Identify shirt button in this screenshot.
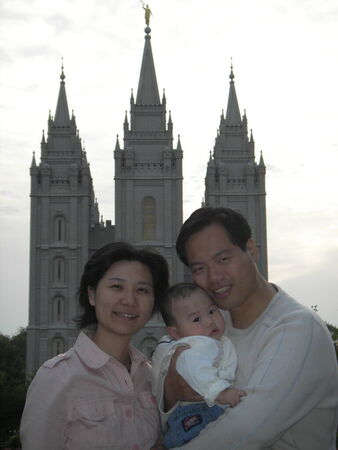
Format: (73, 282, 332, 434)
(125, 408, 133, 419)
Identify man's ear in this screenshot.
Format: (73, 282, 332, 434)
(167, 326, 181, 340)
(246, 239, 259, 262)
(88, 286, 95, 306)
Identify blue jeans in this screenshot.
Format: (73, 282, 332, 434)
(163, 402, 224, 449)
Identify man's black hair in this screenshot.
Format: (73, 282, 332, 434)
(176, 207, 252, 266)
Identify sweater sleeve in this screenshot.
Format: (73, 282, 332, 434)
(151, 337, 177, 405)
(175, 311, 338, 450)
(20, 361, 68, 450)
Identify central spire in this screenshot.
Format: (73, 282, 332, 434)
(136, 27, 160, 105)
(54, 61, 71, 126)
(225, 63, 241, 125)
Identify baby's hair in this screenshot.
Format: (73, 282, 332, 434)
(160, 282, 208, 326)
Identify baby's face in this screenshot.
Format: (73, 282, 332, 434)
(169, 289, 225, 340)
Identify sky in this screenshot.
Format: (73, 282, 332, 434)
(1, 0, 338, 336)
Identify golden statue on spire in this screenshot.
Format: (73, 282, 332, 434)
(141, 2, 152, 26)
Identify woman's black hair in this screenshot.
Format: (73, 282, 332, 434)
(176, 207, 252, 266)
(74, 242, 169, 329)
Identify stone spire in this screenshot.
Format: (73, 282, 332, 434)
(54, 61, 71, 126)
(115, 135, 121, 151)
(31, 151, 37, 168)
(259, 150, 266, 167)
(225, 63, 241, 125)
(204, 63, 268, 278)
(136, 27, 160, 105)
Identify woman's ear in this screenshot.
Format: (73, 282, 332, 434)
(167, 326, 181, 340)
(88, 286, 95, 306)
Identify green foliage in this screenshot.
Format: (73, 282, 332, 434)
(326, 323, 338, 361)
(0, 328, 27, 445)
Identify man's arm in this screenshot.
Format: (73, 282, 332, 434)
(172, 312, 338, 449)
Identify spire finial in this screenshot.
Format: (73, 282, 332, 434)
(60, 57, 65, 82)
(230, 57, 234, 81)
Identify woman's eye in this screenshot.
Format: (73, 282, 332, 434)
(209, 308, 215, 314)
(111, 283, 121, 289)
(138, 287, 149, 294)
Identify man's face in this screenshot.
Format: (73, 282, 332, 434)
(185, 223, 258, 312)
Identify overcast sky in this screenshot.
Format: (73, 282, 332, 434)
(1, 0, 338, 336)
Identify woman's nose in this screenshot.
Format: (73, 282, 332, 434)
(120, 289, 136, 305)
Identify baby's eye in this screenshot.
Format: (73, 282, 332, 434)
(192, 317, 200, 323)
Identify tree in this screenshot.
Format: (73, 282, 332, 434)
(326, 323, 338, 361)
(0, 328, 27, 446)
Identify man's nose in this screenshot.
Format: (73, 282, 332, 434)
(207, 264, 224, 284)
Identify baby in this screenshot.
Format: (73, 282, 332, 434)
(152, 283, 246, 448)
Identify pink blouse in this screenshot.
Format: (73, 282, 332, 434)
(20, 331, 160, 449)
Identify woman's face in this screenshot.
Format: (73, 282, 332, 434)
(88, 260, 154, 340)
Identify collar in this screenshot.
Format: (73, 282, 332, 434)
(74, 329, 149, 371)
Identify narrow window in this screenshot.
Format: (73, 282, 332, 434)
(142, 196, 156, 240)
(54, 257, 65, 284)
(52, 337, 65, 357)
(54, 216, 65, 242)
(52, 296, 65, 323)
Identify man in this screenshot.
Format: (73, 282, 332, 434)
(161, 207, 338, 449)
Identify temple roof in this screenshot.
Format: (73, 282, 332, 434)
(136, 27, 160, 105)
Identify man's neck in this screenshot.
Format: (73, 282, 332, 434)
(230, 281, 277, 329)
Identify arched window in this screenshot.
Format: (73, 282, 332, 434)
(54, 257, 65, 284)
(142, 196, 156, 240)
(54, 216, 65, 242)
(52, 337, 65, 357)
(52, 296, 65, 323)
(140, 336, 158, 359)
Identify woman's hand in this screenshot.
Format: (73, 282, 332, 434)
(163, 345, 202, 411)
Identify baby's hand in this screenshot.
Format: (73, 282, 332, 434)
(216, 387, 246, 407)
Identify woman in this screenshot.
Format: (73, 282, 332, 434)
(20, 242, 169, 450)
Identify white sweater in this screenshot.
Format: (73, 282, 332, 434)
(158, 288, 338, 449)
(152, 335, 237, 406)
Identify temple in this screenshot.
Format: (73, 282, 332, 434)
(26, 27, 267, 376)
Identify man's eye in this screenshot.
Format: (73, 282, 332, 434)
(209, 308, 215, 314)
(111, 283, 121, 289)
(191, 266, 203, 274)
(192, 317, 200, 323)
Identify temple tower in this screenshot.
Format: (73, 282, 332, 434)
(26, 67, 100, 376)
(204, 66, 268, 276)
(114, 26, 184, 348)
